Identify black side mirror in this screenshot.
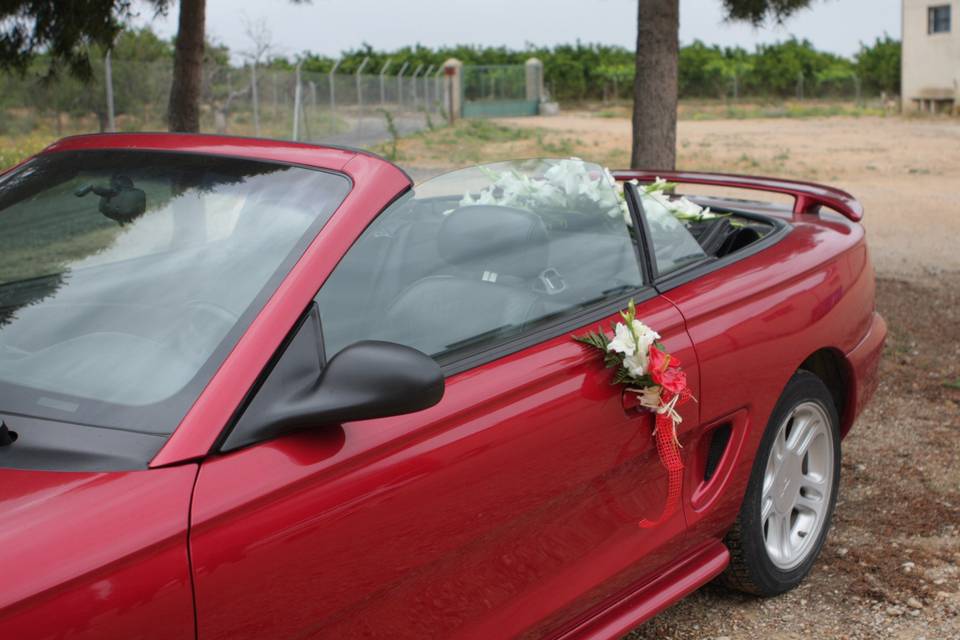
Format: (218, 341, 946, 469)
(302, 340, 445, 425)
(223, 306, 445, 452)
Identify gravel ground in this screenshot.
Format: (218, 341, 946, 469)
(401, 114, 960, 639)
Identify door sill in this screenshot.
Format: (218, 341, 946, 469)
(551, 540, 730, 640)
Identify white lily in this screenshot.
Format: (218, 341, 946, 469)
(670, 196, 704, 217)
(607, 321, 638, 356)
(607, 319, 660, 377)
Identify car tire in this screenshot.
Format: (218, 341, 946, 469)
(720, 370, 841, 596)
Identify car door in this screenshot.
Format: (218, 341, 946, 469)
(188, 160, 701, 639)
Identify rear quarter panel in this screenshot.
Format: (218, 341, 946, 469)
(664, 211, 875, 540)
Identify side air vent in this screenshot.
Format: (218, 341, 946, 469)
(703, 424, 732, 482)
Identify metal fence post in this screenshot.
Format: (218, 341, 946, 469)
(397, 62, 409, 109)
(355, 57, 370, 132)
(379, 59, 392, 106)
(251, 63, 260, 136)
(328, 58, 341, 115)
(104, 50, 116, 132)
(411, 64, 424, 110)
(423, 64, 435, 109)
(272, 71, 279, 118)
(292, 61, 303, 141)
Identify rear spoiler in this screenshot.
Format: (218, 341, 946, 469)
(613, 169, 864, 222)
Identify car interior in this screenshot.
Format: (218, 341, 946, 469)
(318, 188, 777, 363)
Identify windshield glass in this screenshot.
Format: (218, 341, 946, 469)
(0, 150, 350, 435)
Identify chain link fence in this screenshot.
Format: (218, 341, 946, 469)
(595, 70, 886, 106)
(0, 58, 448, 149)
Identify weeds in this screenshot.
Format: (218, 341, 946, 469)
(381, 109, 400, 162)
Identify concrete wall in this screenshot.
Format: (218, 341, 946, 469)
(902, 0, 960, 112)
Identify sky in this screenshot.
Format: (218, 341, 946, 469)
(133, 0, 902, 61)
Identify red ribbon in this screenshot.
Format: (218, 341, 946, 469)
(638, 389, 690, 529)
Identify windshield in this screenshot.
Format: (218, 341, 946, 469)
(0, 150, 350, 435)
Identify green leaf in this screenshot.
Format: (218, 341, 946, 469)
(573, 330, 610, 354)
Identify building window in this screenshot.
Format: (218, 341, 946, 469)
(929, 5, 951, 33)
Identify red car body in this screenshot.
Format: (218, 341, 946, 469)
(0, 134, 885, 639)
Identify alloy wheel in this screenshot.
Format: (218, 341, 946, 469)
(761, 401, 835, 571)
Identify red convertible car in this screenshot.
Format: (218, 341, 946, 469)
(0, 134, 885, 639)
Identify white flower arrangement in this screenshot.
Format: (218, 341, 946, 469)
(457, 158, 727, 228)
(636, 177, 723, 224)
(458, 158, 626, 221)
(607, 316, 661, 379)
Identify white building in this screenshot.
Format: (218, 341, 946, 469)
(902, 0, 960, 112)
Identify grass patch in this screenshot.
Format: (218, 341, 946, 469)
(573, 98, 888, 121)
(374, 118, 580, 168)
(452, 119, 534, 143)
(944, 378, 960, 390)
(0, 133, 54, 171)
(685, 103, 885, 120)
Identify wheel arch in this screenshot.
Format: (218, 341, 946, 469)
(797, 347, 855, 438)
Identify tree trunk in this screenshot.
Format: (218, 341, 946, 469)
(167, 0, 206, 132)
(630, 0, 679, 170)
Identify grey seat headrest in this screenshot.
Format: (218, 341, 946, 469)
(438, 205, 549, 280)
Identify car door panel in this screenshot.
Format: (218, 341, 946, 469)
(190, 296, 699, 639)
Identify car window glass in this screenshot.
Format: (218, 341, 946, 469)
(317, 159, 645, 362)
(635, 186, 708, 275)
(0, 150, 350, 435)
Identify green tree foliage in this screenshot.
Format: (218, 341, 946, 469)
(0, 1, 169, 79)
(679, 41, 753, 97)
(855, 35, 900, 94)
(266, 37, 897, 102)
(0, 19, 903, 138)
(720, 0, 815, 24)
(749, 38, 854, 96)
